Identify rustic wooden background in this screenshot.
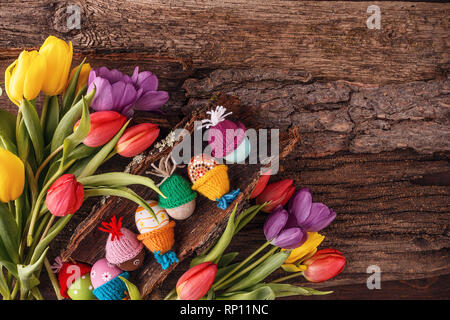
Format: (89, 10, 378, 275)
(0, 0, 449, 299)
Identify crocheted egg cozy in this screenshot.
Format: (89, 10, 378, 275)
(191, 164, 241, 209)
(137, 220, 179, 270)
(158, 174, 197, 209)
(200, 105, 247, 158)
(92, 271, 130, 300)
(99, 216, 144, 265)
(54, 258, 91, 299)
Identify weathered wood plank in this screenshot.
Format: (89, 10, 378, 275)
(0, 1, 448, 84)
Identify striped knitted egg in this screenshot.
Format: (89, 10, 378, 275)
(135, 200, 169, 234)
(188, 154, 218, 184)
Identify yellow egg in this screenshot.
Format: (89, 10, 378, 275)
(135, 200, 169, 234)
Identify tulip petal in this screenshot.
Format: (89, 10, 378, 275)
(89, 78, 114, 112)
(136, 72, 158, 91)
(281, 263, 307, 273)
(134, 90, 169, 111)
(284, 232, 324, 264)
(271, 227, 307, 249)
(302, 203, 336, 232)
(263, 205, 288, 241)
(288, 188, 313, 225)
(23, 52, 47, 100)
(176, 262, 217, 300)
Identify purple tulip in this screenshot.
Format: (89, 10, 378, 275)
(288, 188, 336, 232)
(87, 66, 169, 117)
(264, 205, 307, 249)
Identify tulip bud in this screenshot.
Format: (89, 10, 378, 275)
(74, 111, 127, 148)
(116, 123, 160, 158)
(302, 249, 346, 283)
(249, 169, 271, 199)
(176, 262, 217, 300)
(39, 36, 73, 96)
(5, 50, 47, 106)
(256, 179, 295, 213)
(65, 63, 92, 96)
(0, 148, 25, 203)
(46, 174, 84, 217)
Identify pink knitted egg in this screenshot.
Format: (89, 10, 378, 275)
(90, 258, 123, 289)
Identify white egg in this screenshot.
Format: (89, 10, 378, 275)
(135, 200, 169, 234)
(224, 136, 251, 164)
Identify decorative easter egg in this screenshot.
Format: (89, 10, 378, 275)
(90, 258, 123, 289)
(224, 136, 251, 164)
(166, 199, 196, 220)
(188, 154, 218, 184)
(117, 249, 146, 271)
(135, 200, 169, 234)
(67, 274, 96, 300)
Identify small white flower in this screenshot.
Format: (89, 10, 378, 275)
(102, 272, 112, 282)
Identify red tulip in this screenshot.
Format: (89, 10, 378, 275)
(249, 169, 272, 199)
(74, 111, 127, 147)
(302, 249, 346, 283)
(176, 262, 217, 300)
(46, 174, 84, 217)
(256, 179, 295, 213)
(116, 123, 160, 157)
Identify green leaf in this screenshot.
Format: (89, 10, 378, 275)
(249, 283, 332, 298)
(79, 172, 165, 198)
(0, 203, 19, 264)
(226, 250, 290, 292)
(70, 84, 87, 108)
(218, 252, 239, 268)
(51, 87, 95, 152)
(20, 99, 44, 163)
(234, 203, 266, 235)
(190, 203, 238, 267)
(60, 96, 91, 168)
(0, 133, 18, 155)
(62, 59, 86, 115)
(44, 96, 60, 144)
(16, 117, 30, 161)
(216, 286, 275, 300)
(18, 247, 48, 291)
(0, 108, 17, 144)
(119, 276, 141, 300)
(78, 119, 130, 178)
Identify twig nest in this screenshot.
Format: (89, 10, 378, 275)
(91, 258, 130, 300)
(135, 200, 179, 270)
(188, 154, 241, 210)
(99, 216, 145, 271)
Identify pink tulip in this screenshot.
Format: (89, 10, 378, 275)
(176, 262, 217, 300)
(116, 123, 160, 157)
(302, 249, 346, 283)
(74, 111, 127, 147)
(46, 174, 84, 217)
(256, 179, 295, 213)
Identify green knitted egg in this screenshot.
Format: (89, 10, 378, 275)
(158, 174, 197, 209)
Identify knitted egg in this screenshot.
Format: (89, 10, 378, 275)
(200, 105, 250, 163)
(91, 258, 130, 300)
(54, 258, 94, 300)
(67, 274, 96, 300)
(135, 201, 178, 270)
(149, 155, 197, 220)
(99, 215, 145, 271)
(188, 153, 240, 210)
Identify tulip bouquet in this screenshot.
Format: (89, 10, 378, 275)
(165, 177, 345, 300)
(0, 36, 169, 300)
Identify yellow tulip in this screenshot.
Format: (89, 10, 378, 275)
(4, 50, 47, 106)
(281, 232, 325, 272)
(0, 148, 25, 203)
(65, 63, 92, 95)
(39, 36, 73, 96)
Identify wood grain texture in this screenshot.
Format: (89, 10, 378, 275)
(0, 1, 448, 84)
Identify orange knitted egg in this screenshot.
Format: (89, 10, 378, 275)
(188, 154, 218, 184)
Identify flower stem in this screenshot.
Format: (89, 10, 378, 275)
(34, 144, 63, 182)
(44, 258, 63, 300)
(214, 246, 278, 292)
(213, 241, 271, 289)
(271, 271, 305, 284)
